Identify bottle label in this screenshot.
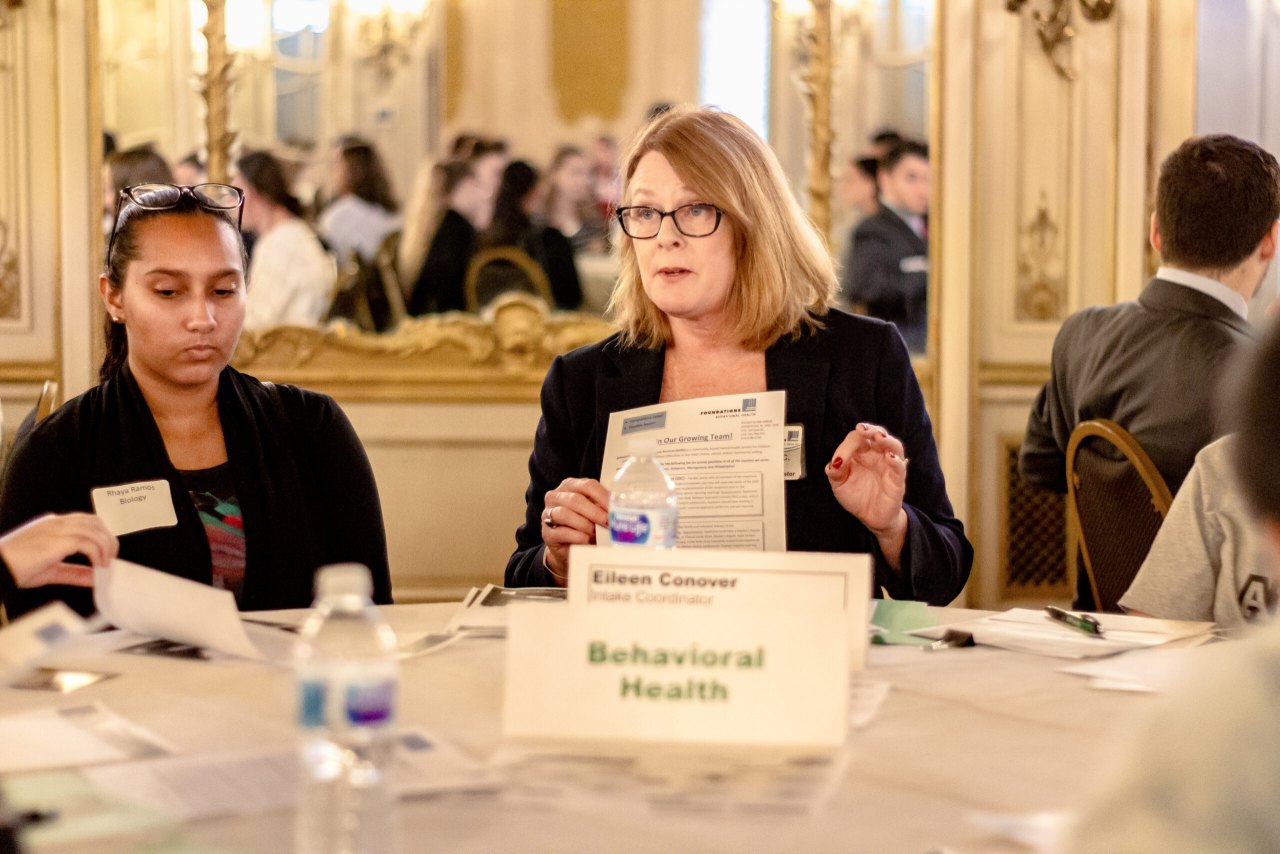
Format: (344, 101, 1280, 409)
(297, 677, 396, 729)
(299, 680, 326, 728)
(609, 508, 677, 547)
(345, 679, 396, 726)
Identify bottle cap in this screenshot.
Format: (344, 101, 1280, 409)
(628, 437, 659, 456)
(315, 563, 373, 599)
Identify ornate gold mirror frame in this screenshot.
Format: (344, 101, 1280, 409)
(197, 1, 935, 406)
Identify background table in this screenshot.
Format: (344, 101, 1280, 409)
(0, 605, 1157, 853)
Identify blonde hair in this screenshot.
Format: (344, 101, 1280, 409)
(607, 107, 836, 350)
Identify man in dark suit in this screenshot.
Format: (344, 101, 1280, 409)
(844, 141, 930, 352)
(1020, 134, 1280, 608)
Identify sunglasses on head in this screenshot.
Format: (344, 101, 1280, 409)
(105, 183, 245, 266)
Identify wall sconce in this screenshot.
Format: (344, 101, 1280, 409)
(1006, 0, 1117, 80)
(349, 0, 429, 80)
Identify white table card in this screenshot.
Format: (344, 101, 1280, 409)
(567, 546, 873, 668)
(503, 603, 848, 749)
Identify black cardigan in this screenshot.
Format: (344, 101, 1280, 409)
(0, 366, 391, 617)
(504, 309, 973, 605)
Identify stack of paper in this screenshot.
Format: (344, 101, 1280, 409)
(909, 609, 1214, 659)
(443, 584, 566, 638)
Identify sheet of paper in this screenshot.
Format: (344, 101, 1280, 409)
(0, 703, 172, 773)
(1059, 643, 1215, 692)
(491, 745, 851, 816)
(909, 609, 1214, 659)
(94, 560, 267, 660)
(81, 730, 495, 821)
(0, 602, 97, 682)
(599, 391, 787, 551)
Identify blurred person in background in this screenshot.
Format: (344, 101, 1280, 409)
(234, 150, 335, 330)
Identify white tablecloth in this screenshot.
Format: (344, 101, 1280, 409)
(0, 604, 1157, 853)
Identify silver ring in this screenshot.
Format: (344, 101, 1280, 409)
(544, 507, 557, 528)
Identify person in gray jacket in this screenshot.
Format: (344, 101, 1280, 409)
(1019, 134, 1280, 608)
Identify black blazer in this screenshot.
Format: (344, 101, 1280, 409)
(504, 310, 973, 605)
(0, 366, 392, 617)
(409, 209, 477, 315)
(1020, 277, 1255, 496)
(845, 207, 929, 352)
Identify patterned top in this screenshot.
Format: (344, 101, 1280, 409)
(180, 462, 246, 603)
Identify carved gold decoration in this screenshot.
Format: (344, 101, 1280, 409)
(233, 294, 614, 401)
(1015, 194, 1064, 321)
(350, 0, 429, 81)
(1005, 0, 1117, 81)
(199, 0, 235, 183)
(798, 0, 834, 247)
(444, 0, 464, 122)
(551, 0, 627, 123)
(0, 217, 19, 319)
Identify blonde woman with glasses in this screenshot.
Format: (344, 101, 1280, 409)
(505, 107, 972, 603)
(0, 183, 391, 618)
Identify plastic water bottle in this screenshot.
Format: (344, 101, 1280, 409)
(609, 438, 679, 548)
(294, 563, 400, 854)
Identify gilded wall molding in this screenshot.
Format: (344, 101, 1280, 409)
(0, 10, 21, 323)
(0, 217, 18, 319)
(551, 0, 627, 123)
(1015, 194, 1065, 321)
(233, 294, 614, 402)
(1006, 0, 1117, 81)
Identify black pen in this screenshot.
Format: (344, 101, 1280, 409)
(1045, 605, 1105, 638)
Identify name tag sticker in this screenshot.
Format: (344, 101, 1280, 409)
(783, 423, 805, 480)
(91, 480, 178, 536)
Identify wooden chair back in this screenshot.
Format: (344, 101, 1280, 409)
(1066, 419, 1173, 613)
(464, 247, 553, 312)
(34, 380, 58, 423)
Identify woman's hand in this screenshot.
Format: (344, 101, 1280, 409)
(825, 423, 909, 568)
(0, 513, 119, 589)
(541, 478, 610, 585)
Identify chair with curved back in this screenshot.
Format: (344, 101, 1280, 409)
(1066, 419, 1173, 613)
(34, 380, 58, 424)
(464, 246, 553, 313)
(324, 234, 407, 333)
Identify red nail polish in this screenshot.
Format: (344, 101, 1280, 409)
(832, 457, 843, 469)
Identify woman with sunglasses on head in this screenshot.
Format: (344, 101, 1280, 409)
(0, 184, 391, 618)
(504, 107, 972, 605)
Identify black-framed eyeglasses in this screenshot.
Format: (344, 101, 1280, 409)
(105, 183, 245, 266)
(615, 203, 724, 239)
